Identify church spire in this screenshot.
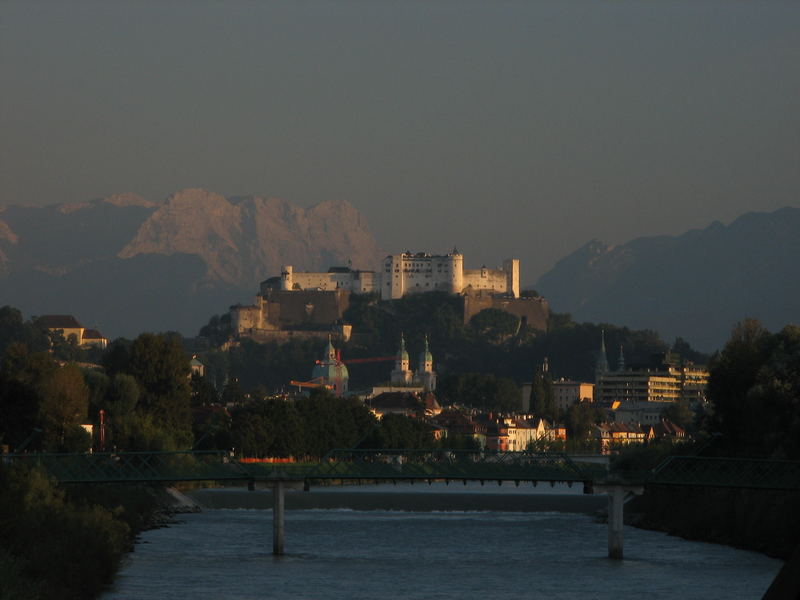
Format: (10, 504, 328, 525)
(419, 334, 433, 372)
(391, 333, 413, 385)
(617, 345, 626, 372)
(324, 334, 336, 361)
(595, 329, 609, 382)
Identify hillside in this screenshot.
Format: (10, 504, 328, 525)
(0, 189, 383, 338)
(534, 207, 800, 351)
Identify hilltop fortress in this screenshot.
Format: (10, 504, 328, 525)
(231, 250, 547, 341)
(269, 249, 519, 300)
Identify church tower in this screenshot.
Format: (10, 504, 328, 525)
(595, 329, 609, 383)
(391, 334, 414, 385)
(311, 336, 349, 396)
(415, 335, 437, 392)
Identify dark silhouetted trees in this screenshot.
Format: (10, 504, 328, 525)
(708, 319, 800, 459)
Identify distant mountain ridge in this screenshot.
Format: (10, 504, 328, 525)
(0, 189, 383, 338)
(534, 207, 800, 351)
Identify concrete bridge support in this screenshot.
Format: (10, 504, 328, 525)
(593, 484, 644, 560)
(273, 481, 285, 555)
(261, 480, 304, 555)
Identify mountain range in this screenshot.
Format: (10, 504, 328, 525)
(534, 206, 800, 351)
(0, 189, 383, 338)
(1, 191, 796, 350)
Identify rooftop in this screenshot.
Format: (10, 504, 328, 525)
(37, 315, 83, 329)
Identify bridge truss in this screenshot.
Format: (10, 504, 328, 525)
(5, 449, 600, 486)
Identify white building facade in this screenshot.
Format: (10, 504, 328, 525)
(267, 250, 520, 301)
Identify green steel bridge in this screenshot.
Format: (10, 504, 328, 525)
(5, 449, 800, 491)
(6, 449, 799, 559)
(4, 449, 602, 488)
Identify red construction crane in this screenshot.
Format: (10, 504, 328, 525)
(342, 356, 396, 365)
(288, 377, 332, 391)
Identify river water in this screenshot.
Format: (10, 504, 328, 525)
(103, 485, 781, 600)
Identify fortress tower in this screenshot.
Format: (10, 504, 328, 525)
(280, 265, 293, 291)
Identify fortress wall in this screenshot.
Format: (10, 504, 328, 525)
(232, 303, 263, 333)
(462, 268, 508, 295)
(263, 290, 350, 327)
(463, 295, 549, 330)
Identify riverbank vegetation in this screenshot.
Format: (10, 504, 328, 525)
(0, 462, 162, 600)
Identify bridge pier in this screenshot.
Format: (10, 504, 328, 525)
(593, 484, 643, 560)
(261, 480, 304, 555)
(273, 481, 285, 555)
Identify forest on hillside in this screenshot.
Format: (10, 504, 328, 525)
(199, 292, 710, 402)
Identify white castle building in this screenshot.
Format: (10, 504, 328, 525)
(269, 249, 520, 301)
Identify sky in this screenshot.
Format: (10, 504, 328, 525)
(2, 0, 799, 284)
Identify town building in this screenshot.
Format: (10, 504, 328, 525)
(596, 363, 709, 405)
(643, 420, 686, 442)
(433, 410, 488, 448)
(190, 356, 205, 377)
(365, 391, 441, 419)
(611, 401, 673, 426)
(594, 422, 646, 455)
(594, 334, 709, 405)
(36, 315, 108, 349)
(552, 380, 595, 413)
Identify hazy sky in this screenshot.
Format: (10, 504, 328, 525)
(2, 0, 799, 283)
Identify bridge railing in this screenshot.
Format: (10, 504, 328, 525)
(307, 449, 596, 483)
(650, 456, 800, 491)
(5, 451, 251, 484)
(4, 449, 603, 485)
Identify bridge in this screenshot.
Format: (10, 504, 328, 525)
(6, 450, 800, 559)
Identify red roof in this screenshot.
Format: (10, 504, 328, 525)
(37, 314, 83, 329)
(82, 328, 106, 340)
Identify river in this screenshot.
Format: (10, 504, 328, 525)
(102, 484, 781, 599)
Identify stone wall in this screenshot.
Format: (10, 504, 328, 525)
(462, 294, 549, 330)
(262, 289, 350, 328)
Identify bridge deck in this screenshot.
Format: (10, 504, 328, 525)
(5, 450, 599, 485)
(5, 451, 799, 491)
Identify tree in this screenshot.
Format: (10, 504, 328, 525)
(0, 344, 59, 451)
(199, 313, 233, 347)
(127, 333, 192, 447)
(363, 414, 433, 449)
(102, 339, 132, 377)
(751, 325, 800, 459)
(706, 319, 772, 454)
(566, 401, 603, 443)
(469, 308, 520, 343)
(100, 373, 141, 450)
(529, 361, 555, 420)
(49, 330, 82, 363)
(661, 398, 695, 431)
(438, 373, 520, 412)
(190, 372, 218, 406)
(0, 306, 50, 356)
(37, 365, 90, 452)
